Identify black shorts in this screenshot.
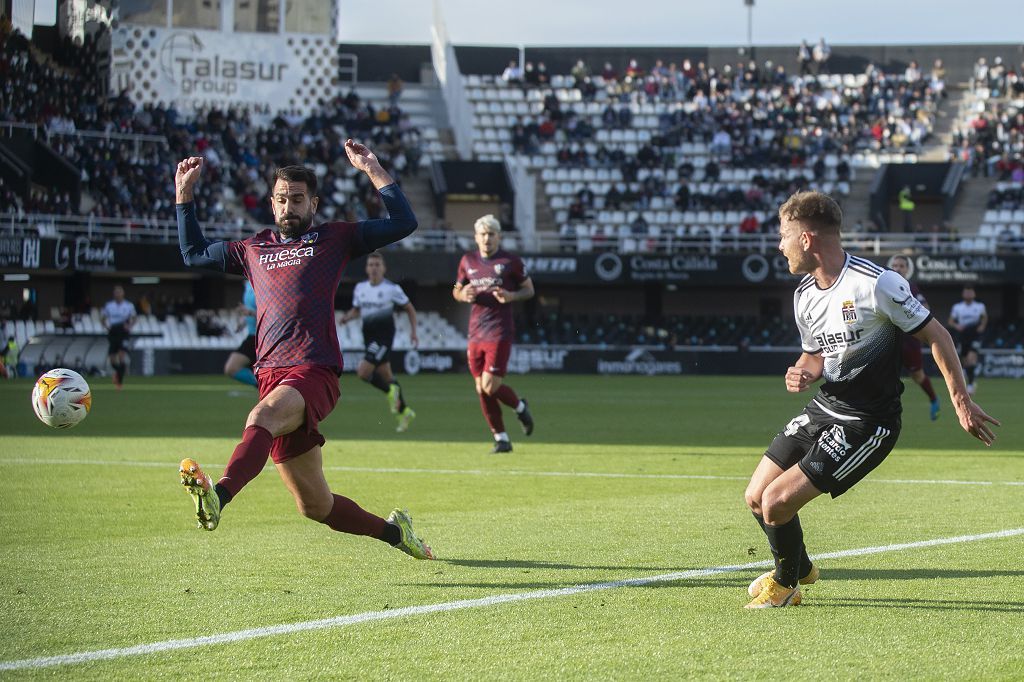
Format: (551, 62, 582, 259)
(765, 400, 901, 498)
(956, 326, 982, 357)
(363, 337, 393, 367)
(107, 324, 130, 355)
(235, 334, 257, 364)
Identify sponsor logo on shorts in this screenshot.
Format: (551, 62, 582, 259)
(819, 424, 851, 462)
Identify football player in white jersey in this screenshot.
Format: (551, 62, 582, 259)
(948, 285, 987, 395)
(341, 252, 418, 431)
(101, 285, 136, 389)
(743, 191, 999, 609)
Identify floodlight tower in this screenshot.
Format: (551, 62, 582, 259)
(745, 0, 755, 57)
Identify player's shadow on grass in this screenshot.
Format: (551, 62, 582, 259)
(805, 597, 1024, 613)
(818, 567, 1024, 581)
(441, 558, 685, 571)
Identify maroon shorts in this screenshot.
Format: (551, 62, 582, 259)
(256, 364, 340, 464)
(467, 340, 512, 378)
(901, 335, 924, 373)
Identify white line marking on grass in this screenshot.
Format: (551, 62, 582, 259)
(2, 458, 1023, 487)
(1, 527, 1022, 672)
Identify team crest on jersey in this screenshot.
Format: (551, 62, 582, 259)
(300, 232, 319, 244)
(841, 300, 857, 324)
(494, 263, 505, 275)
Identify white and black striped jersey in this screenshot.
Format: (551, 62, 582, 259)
(795, 254, 933, 418)
(352, 278, 410, 342)
(949, 300, 986, 329)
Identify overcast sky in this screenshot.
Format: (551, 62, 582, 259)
(338, 0, 1024, 46)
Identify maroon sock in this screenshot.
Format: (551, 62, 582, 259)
(494, 384, 519, 409)
(217, 425, 273, 498)
(320, 494, 388, 538)
(479, 392, 505, 433)
(920, 376, 938, 401)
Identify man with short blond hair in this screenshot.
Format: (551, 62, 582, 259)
(743, 191, 999, 608)
(453, 214, 535, 453)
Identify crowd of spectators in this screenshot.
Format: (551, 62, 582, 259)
(1, 26, 425, 227)
(492, 52, 941, 237)
(948, 57, 1024, 213)
(504, 52, 938, 163)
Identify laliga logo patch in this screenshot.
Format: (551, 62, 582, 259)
(841, 300, 857, 324)
(300, 232, 319, 244)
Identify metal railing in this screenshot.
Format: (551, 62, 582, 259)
(3, 213, 1021, 255)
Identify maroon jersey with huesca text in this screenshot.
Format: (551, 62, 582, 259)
(456, 249, 528, 343)
(227, 225, 358, 371)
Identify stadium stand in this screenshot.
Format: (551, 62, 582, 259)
(1, 309, 466, 377)
(514, 310, 1024, 350)
(949, 56, 1024, 250)
(0, 25, 437, 230)
(465, 58, 942, 250)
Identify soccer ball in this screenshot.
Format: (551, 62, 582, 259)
(31, 368, 92, 429)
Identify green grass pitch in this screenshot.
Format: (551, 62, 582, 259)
(1, 373, 1022, 679)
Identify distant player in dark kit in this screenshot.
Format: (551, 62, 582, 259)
(888, 255, 940, 420)
(453, 214, 535, 453)
(174, 139, 433, 559)
(744, 191, 998, 608)
(102, 285, 136, 389)
(948, 285, 987, 395)
(341, 252, 419, 432)
(223, 279, 258, 388)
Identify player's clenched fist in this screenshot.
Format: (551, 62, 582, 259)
(175, 157, 204, 203)
(784, 366, 815, 392)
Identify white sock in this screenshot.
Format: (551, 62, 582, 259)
(495, 432, 509, 442)
(515, 400, 525, 414)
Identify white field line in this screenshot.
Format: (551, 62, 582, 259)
(1, 457, 1023, 487)
(1, 527, 1022, 672)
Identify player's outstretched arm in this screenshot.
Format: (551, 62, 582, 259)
(915, 318, 1000, 445)
(175, 157, 230, 271)
(346, 140, 418, 252)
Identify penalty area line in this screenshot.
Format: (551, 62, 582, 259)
(1, 527, 1022, 672)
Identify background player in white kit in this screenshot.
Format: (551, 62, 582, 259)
(948, 285, 987, 395)
(341, 252, 418, 431)
(101, 285, 136, 389)
(743, 191, 999, 609)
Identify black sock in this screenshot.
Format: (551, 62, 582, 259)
(753, 513, 780, 567)
(214, 483, 233, 509)
(368, 373, 391, 393)
(381, 521, 401, 545)
(965, 365, 976, 383)
(764, 515, 804, 588)
(391, 381, 406, 412)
